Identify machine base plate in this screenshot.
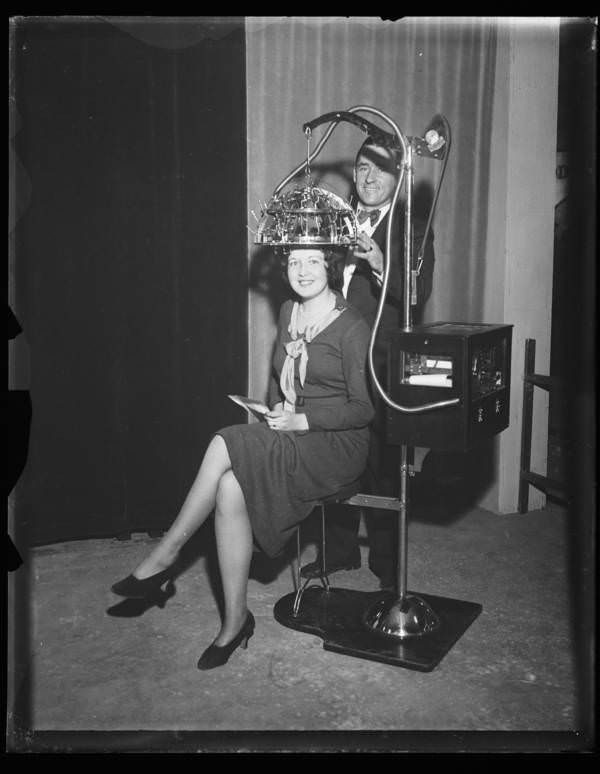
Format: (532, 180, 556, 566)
(273, 587, 482, 672)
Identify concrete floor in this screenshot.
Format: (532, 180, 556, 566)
(6, 499, 594, 752)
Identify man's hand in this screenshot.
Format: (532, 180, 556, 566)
(265, 408, 309, 431)
(353, 232, 384, 274)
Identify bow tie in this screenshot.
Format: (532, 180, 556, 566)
(356, 208, 381, 227)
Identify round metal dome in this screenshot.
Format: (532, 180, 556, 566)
(254, 183, 358, 247)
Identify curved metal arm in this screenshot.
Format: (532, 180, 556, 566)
(302, 111, 397, 149)
(273, 110, 351, 195)
(273, 103, 389, 195)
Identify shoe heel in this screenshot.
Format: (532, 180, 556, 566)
(240, 629, 254, 650)
(155, 580, 176, 609)
(196, 611, 255, 670)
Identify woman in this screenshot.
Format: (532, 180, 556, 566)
(111, 245, 374, 669)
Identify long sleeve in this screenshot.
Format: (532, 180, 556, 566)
(267, 302, 289, 408)
(268, 368, 282, 409)
(302, 317, 374, 431)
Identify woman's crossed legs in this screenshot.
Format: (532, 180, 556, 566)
(130, 434, 253, 645)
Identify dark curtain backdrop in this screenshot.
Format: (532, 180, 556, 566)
(10, 18, 247, 545)
(246, 17, 497, 403)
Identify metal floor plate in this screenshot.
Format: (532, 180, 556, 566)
(273, 586, 482, 671)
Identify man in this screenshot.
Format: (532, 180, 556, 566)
(300, 136, 434, 589)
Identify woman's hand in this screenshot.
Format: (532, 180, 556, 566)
(265, 408, 309, 431)
(353, 232, 384, 274)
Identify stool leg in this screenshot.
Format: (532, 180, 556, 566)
(295, 526, 301, 593)
(292, 527, 303, 616)
(319, 503, 330, 591)
(292, 524, 316, 616)
(292, 508, 333, 617)
(320, 504, 327, 575)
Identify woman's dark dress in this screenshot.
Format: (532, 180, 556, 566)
(217, 296, 374, 557)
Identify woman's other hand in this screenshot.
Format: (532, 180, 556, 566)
(265, 408, 309, 431)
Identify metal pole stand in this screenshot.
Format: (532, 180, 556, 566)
(363, 445, 441, 638)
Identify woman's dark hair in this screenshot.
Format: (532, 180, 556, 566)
(276, 246, 347, 293)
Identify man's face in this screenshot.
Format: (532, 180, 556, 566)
(353, 145, 398, 210)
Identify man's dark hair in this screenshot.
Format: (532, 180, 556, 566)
(354, 136, 403, 175)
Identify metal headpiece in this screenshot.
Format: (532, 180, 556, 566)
(254, 182, 358, 247)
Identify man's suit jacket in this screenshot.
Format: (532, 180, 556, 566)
(346, 207, 434, 365)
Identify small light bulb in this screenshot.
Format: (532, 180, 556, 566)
(425, 130, 445, 152)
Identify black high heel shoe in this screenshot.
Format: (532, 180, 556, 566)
(107, 580, 176, 617)
(111, 567, 174, 599)
(197, 611, 255, 670)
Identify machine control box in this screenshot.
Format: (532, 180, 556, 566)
(386, 323, 513, 451)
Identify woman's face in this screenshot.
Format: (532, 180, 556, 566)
(287, 249, 329, 301)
